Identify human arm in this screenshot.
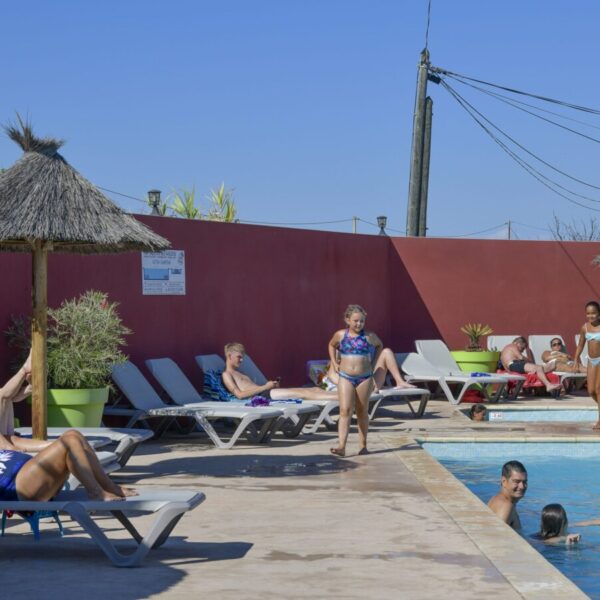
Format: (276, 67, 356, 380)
(542, 533, 581, 544)
(221, 371, 277, 399)
(574, 519, 600, 526)
(0, 351, 31, 403)
(328, 331, 343, 374)
(574, 326, 587, 367)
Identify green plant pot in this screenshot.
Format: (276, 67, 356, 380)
(451, 350, 501, 373)
(29, 388, 109, 427)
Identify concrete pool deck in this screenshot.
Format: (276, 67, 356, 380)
(2, 394, 597, 599)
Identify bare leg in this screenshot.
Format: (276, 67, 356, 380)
(355, 378, 374, 452)
(331, 378, 356, 456)
(525, 364, 560, 393)
(271, 387, 337, 401)
(590, 363, 600, 430)
(15, 430, 137, 501)
(372, 348, 415, 390)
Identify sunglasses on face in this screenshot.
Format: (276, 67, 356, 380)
(551, 342, 562, 347)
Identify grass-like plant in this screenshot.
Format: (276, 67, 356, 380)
(6, 290, 130, 389)
(460, 323, 493, 352)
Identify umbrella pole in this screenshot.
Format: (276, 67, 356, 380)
(31, 241, 48, 440)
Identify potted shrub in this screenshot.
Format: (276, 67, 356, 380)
(451, 323, 500, 373)
(6, 290, 130, 427)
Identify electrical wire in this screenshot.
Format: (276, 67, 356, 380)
(440, 79, 600, 212)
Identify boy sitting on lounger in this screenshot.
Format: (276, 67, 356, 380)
(500, 337, 561, 393)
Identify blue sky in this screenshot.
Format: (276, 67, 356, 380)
(1, 1, 600, 239)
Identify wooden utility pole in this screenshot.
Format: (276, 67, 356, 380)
(406, 49, 429, 236)
(418, 96, 433, 237)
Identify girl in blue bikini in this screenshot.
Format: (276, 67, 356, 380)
(575, 300, 600, 430)
(328, 304, 382, 457)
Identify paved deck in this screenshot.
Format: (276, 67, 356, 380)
(2, 394, 596, 599)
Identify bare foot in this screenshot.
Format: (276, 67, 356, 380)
(357, 447, 369, 455)
(118, 486, 138, 497)
(546, 384, 561, 394)
(395, 382, 416, 389)
(593, 421, 600, 431)
(330, 447, 345, 457)
(88, 490, 123, 502)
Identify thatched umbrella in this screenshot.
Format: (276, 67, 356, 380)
(0, 119, 170, 439)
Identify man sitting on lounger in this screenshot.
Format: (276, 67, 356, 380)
(500, 337, 561, 393)
(488, 460, 528, 530)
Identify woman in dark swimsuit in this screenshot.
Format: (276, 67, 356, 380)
(0, 352, 136, 502)
(328, 304, 382, 457)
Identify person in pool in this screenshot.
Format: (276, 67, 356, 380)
(327, 304, 382, 457)
(0, 353, 137, 502)
(469, 404, 487, 422)
(536, 504, 581, 545)
(575, 301, 600, 430)
(488, 460, 527, 529)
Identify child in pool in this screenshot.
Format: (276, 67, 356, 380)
(537, 504, 581, 544)
(469, 404, 487, 422)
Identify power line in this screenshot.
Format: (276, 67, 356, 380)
(439, 79, 600, 212)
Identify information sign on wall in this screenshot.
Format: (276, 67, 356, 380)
(141, 250, 186, 295)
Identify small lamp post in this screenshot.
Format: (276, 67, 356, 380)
(377, 215, 387, 236)
(148, 189, 162, 216)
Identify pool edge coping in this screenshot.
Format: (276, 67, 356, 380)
(380, 432, 590, 600)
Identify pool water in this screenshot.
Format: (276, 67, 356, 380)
(460, 407, 598, 422)
(434, 453, 600, 599)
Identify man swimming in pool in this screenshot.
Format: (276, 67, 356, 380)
(500, 337, 560, 393)
(488, 460, 528, 529)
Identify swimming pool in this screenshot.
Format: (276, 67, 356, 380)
(459, 406, 597, 422)
(422, 441, 600, 599)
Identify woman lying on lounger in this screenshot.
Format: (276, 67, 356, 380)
(0, 352, 136, 502)
(541, 338, 586, 374)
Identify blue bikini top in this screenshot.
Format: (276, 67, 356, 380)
(338, 329, 374, 357)
(585, 325, 600, 341)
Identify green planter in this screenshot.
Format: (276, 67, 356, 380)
(28, 388, 109, 427)
(451, 350, 500, 373)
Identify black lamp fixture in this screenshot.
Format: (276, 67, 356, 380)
(377, 215, 387, 236)
(148, 189, 162, 216)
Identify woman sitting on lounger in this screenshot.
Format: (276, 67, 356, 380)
(0, 352, 136, 502)
(541, 338, 586, 374)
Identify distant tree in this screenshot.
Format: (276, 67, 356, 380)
(549, 214, 600, 242)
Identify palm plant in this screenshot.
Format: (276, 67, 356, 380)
(169, 187, 201, 219)
(205, 183, 238, 222)
(460, 323, 493, 352)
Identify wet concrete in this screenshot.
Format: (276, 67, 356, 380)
(0, 394, 594, 599)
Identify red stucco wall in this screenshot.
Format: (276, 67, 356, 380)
(1, 216, 598, 396)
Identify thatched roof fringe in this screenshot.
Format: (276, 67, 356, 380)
(4, 114, 63, 156)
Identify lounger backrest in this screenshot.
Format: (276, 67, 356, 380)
(111, 362, 167, 411)
(238, 354, 268, 385)
(487, 335, 519, 352)
(145, 358, 205, 406)
(528, 335, 562, 364)
(195, 354, 226, 373)
(415, 340, 458, 376)
(396, 352, 444, 377)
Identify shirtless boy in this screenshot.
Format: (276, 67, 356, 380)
(500, 336, 561, 393)
(488, 460, 528, 529)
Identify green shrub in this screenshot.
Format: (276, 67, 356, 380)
(6, 290, 131, 389)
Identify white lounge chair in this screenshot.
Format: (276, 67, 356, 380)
(0, 488, 205, 567)
(111, 361, 283, 449)
(195, 354, 341, 435)
(397, 352, 511, 405)
(415, 339, 525, 400)
(528, 335, 587, 391)
(487, 335, 519, 352)
(15, 427, 153, 468)
(210, 353, 431, 427)
(146, 357, 320, 438)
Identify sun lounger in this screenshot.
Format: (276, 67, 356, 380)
(397, 352, 511, 405)
(195, 354, 337, 435)
(147, 357, 319, 438)
(528, 335, 587, 390)
(0, 488, 205, 567)
(415, 339, 525, 400)
(111, 361, 283, 449)
(15, 427, 154, 468)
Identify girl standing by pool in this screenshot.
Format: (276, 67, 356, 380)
(328, 304, 382, 457)
(574, 301, 600, 430)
